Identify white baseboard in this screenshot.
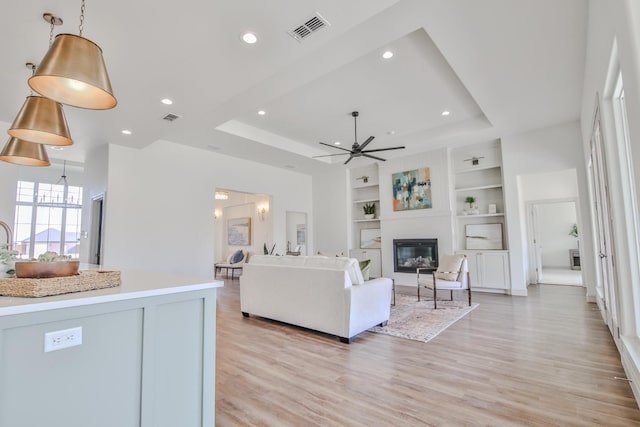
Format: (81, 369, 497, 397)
(510, 288, 528, 296)
(620, 337, 640, 407)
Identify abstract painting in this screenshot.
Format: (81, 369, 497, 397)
(392, 167, 432, 211)
(228, 217, 251, 245)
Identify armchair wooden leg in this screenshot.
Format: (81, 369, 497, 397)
(468, 289, 472, 306)
(433, 285, 437, 309)
(418, 283, 421, 302)
(450, 290, 453, 301)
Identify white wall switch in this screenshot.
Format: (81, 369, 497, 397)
(44, 326, 83, 352)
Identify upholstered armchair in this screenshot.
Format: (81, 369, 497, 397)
(214, 250, 248, 279)
(417, 254, 471, 309)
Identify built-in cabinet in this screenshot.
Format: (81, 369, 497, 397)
(348, 164, 382, 278)
(457, 250, 509, 290)
(452, 140, 510, 292)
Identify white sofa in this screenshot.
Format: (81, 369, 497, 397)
(240, 255, 393, 343)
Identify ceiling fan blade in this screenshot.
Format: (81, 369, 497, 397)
(319, 142, 353, 153)
(358, 136, 375, 150)
(361, 146, 406, 153)
(312, 153, 350, 158)
(363, 153, 386, 162)
(344, 155, 356, 165)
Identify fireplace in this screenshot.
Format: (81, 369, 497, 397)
(393, 239, 438, 273)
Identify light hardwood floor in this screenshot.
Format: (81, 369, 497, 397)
(215, 279, 640, 426)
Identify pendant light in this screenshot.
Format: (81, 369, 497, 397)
(0, 138, 51, 167)
(8, 62, 73, 147)
(28, 1, 117, 110)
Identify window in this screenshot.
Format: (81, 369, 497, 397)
(14, 180, 83, 259)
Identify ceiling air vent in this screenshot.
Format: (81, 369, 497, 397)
(288, 13, 330, 42)
(162, 113, 181, 122)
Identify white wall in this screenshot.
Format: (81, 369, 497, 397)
(377, 147, 454, 285)
(100, 140, 312, 278)
(502, 121, 590, 296)
(536, 201, 578, 268)
(312, 165, 349, 254)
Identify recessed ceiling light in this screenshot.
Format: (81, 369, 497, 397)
(122, 130, 132, 135)
(258, 110, 266, 115)
(441, 110, 450, 116)
(161, 98, 173, 105)
(334, 141, 341, 145)
(49, 146, 64, 151)
(382, 51, 394, 59)
(241, 32, 258, 44)
(387, 130, 396, 135)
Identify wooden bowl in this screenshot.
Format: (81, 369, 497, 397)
(15, 261, 80, 278)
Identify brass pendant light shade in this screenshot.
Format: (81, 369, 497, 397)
(28, 34, 117, 110)
(8, 96, 73, 146)
(0, 138, 51, 167)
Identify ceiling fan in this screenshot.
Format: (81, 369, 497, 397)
(313, 111, 405, 164)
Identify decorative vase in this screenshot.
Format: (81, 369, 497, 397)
(364, 214, 375, 220)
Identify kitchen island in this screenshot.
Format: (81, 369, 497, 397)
(0, 269, 223, 427)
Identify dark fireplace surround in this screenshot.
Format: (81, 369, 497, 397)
(393, 238, 438, 273)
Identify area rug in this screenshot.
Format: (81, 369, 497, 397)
(369, 294, 479, 343)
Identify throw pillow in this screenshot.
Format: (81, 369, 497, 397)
(359, 259, 371, 281)
(435, 254, 465, 281)
(230, 250, 244, 264)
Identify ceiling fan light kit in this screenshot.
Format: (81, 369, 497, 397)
(314, 111, 405, 165)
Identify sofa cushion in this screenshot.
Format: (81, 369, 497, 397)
(230, 249, 244, 264)
(435, 254, 465, 281)
(359, 259, 371, 281)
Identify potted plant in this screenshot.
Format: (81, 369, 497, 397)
(464, 196, 478, 214)
(0, 243, 18, 278)
(363, 203, 376, 219)
(569, 223, 579, 248)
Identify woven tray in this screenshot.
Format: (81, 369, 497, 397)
(0, 270, 121, 298)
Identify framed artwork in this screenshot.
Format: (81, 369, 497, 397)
(465, 223, 503, 250)
(392, 167, 432, 211)
(227, 217, 251, 246)
(360, 228, 381, 249)
(296, 224, 306, 245)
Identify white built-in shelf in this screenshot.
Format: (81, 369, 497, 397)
(352, 183, 379, 189)
(456, 213, 505, 218)
(456, 164, 501, 174)
(353, 198, 380, 204)
(353, 219, 380, 223)
(455, 184, 502, 192)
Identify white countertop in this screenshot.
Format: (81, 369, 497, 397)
(0, 268, 224, 317)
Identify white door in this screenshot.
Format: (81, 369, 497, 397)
(590, 105, 619, 337)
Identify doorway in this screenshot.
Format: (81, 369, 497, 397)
(89, 193, 105, 265)
(285, 211, 307, 256)
(528, 199, 582, 286)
